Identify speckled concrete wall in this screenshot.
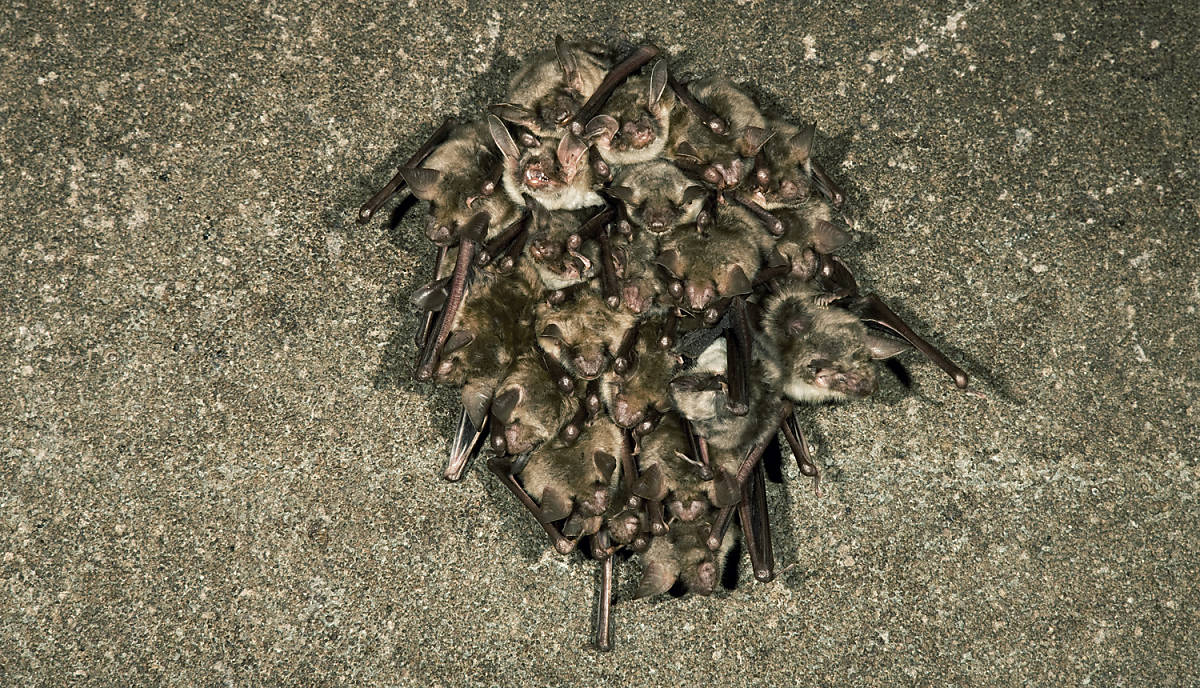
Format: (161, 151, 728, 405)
(2, 1, 1197, 685)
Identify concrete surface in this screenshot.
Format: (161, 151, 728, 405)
(2, 0, 1197, 685)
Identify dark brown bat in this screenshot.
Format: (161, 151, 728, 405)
(489, 351, 580, 456)
(583, 60, 674, 166)
(525, 200, 601, 290)
(491, 37, 611, 138)
(518, 416, 624, 531)
(489, 115, 605, 211)
(666, 77, 768, 191)
(635, 511, 732, 597)
(599, 319, 684, 429)
(771, 200, 852, 278)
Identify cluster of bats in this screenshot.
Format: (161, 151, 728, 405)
(357, 38, 971, 651)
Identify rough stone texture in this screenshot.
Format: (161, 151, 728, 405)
(2, 1, 1197, 685)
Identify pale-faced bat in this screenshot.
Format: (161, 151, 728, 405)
(607, 160, 706, 234)
(399, 119, 520, 245)
(759, 279, 909, 404)
(656, 204, 771, 313)
(584, 60, 675, 166)
(491, 37, 611, 138)
(535, 285, 636, 380)
(489, 115, 605, 211)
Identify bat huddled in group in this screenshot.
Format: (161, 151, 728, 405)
(357, 36, 973, 651)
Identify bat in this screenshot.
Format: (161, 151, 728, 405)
(357, 37, 978, 652)
(489, 115, 606, 211)
(583, 60, 675, 166)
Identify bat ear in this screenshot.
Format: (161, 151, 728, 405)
(593, 451, 617, 482)
(487, 114, 521, 161)
(656, 248, 684, 278)
(741, 126, 772, 154)
(492, 385, 524, 424)
(648, 60, 669, 108)
(409, 277, 449, 310)
(489, 102, 537, 128)
(555, 35, 581, 90)
(606, 185, 635, 204)
(398, 167, 441, 200)
(583, 114, 618, 143)
(674, 140, 703, 163)
(442, 330, 475, 354)
(635, 561, 678, 599)
(461, 384, 493, 429)
(711, 467, 740, 508)
(538, 485, 573, 521)
(540, 323, 565, 341)
(765, 247, 789, 269)
(789, 122, 815, 161)
(811, 219, 851, 253)
(681, 185, 708, 205)
(722, 265, 752, 296)
(865, 333, 911, 360)
(632, 462, 667, 500)
(556, 133, 588, 180)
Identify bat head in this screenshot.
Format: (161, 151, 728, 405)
(609, 160, 706, 233)
(584, 61, 675, 165)
(762, 282, 909, 402)
(491, 353, 574, 455)
(747, 122, 819, 209)
(536, 289, 633, 381)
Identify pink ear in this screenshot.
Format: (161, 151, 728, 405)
(556, 133, 588, 180)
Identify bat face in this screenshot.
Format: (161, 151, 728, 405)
(526, 206, 599, 290)
(490, 117, 604, 212)
(657, 205, 769, 312)
(760, 280, 906, 403)
(586, 64, 675, 166)
(519, 417, 622, 519)
(403, 122, 516, 245)
(636, 515, 730, 597)
(499, 41, 611, 138)
(491, 352, 578, 455)
(536, 288, 635, 380)
(609, 161, 705, 233)
(745, 121, 817, 210)
(667, 78, 768, 191)
(600, 320, 683, 428)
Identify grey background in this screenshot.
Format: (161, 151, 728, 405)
(3, 0, 1197, 685)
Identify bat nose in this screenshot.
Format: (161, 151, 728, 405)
(612, 398, 643, 428)
(685, 282, 715, 310)
(574, 353, 604, 379)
